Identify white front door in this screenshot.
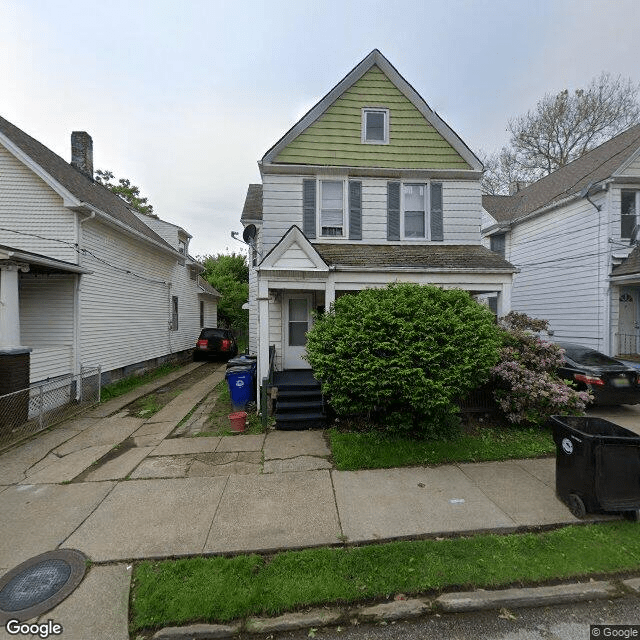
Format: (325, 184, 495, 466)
(619, 289, 639, 354)
(283, 294, 313, 369)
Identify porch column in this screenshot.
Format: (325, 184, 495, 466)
(498, 282, 512, 317)
(257, 279, 270, 382)
(0, 261, 29, 349)
(325, 278, 335, 312)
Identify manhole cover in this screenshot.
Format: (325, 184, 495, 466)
(0, 549, 87, 624)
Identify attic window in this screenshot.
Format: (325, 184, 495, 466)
(362, 108, 389, 144)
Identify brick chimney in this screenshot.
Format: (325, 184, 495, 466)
(71, 131, 93, 179)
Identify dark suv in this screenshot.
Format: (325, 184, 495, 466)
(194, 328, 238, 361)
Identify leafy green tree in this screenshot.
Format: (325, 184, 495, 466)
(95, 169, 155, 216)
(200, 253, 249, 331)
(305, 283, 502, 438)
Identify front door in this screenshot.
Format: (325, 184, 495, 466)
(283, 294, 313, 369)
(619, 289, 639, 354)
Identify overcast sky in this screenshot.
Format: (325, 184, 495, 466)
(2, 0, 639, 256)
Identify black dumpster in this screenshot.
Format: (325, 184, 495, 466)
(549, 415, 640, 519)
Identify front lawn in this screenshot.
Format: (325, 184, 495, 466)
(130, 521, 640, 631)
(328, 424, 555, 471)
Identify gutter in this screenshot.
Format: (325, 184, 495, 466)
(79, 204, 184, 259)
(509, 182, 606, 227)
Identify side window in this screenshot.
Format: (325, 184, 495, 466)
(199, 301, 204, 328)
(171, 296, 179, 331)
(490, 233, 506, 258)
(621, 190, 639, 240)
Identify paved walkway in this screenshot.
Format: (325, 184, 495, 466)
(0, 363, 636, 639)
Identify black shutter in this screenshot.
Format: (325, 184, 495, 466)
(349, 181, 362, 240)
(387, 182, 400, 241)
(430, 182, 443, 241)
(302, 179, 316, 239)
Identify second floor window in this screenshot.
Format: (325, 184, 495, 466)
(490, 233, 506, 258)
(403, 184, 426, 238)
(622, 190, 639, 240)
(362, 108, 389, 144)
(320, 181, 344, 237)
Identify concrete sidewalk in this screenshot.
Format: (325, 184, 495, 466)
(0, 364, 632, 640)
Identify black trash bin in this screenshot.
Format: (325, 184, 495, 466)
(550, 415, 640, 519)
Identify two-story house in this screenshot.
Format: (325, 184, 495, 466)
(241, 50, 515, 416)
(482, 124, 640, 358)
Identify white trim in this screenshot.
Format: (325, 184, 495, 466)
(259, 225, 329, 272)
(613, 145, 640, 177)
(361, 107, 389, 145)
(0, 131, 82, 208)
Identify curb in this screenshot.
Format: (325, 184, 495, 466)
(150, 577, 638, 638)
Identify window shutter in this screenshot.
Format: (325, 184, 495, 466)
(387, 182, 400, 241)
(349, 181, 362, 240)
(430, 182, 443, 241)
(302, 179, 316, 239)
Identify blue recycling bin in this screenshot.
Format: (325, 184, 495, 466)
(226, 355, 257, 377)
(225, 366, 255, 410)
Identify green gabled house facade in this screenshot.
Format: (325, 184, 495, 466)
(241, 50, 515, 423)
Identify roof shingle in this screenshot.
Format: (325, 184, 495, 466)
(482, 124, 640, 224)
(312, 243, 515, 271)
(0, 115, 175, 251)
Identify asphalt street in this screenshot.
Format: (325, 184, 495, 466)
(265, 595, 640, 640)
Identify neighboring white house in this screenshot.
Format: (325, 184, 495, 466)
(482, 124, 640, 357)
(241, 49, 515, 387)
(0, 115, 219, 387)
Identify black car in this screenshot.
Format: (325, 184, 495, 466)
(194, 328, 238, 361)
(557, 342, 640, 405)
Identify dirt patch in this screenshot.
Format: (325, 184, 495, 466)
(125, 362, 224, 418)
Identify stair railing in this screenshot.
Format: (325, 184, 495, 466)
(260, 345, 276, 430)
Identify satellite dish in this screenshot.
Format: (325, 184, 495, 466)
(579, 182, 594, 199)
(242, 224, 257, 244)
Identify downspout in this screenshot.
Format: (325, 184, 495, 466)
(75, 212, 95, 375)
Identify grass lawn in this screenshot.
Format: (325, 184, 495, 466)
(101, 363, 182, 401)
(130, 521, 640, 631)
(328, 424, 555, 471)
(193, 379, 267, 436)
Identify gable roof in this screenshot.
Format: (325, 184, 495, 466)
(197, 275, 221, 297)
(241, 184, 263, 222)
(261, 49, 482, 173)
(0, 115, 177, 253)
(482, 124, 640, 225)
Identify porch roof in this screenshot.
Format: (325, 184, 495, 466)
(612, 245, 640, 278)
(0, 244, 92, 274)
(311, 243, 516, 272)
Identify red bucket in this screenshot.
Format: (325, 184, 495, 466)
(228, 411, 247, 432)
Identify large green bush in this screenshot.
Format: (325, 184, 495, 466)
(305, 283, 502, 438)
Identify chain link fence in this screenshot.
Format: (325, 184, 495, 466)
(0, 367, 101, 450)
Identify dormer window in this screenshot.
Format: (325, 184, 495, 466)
(362, 108, 389, 144)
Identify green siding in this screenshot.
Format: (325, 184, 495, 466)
(274, 67, 470, 169)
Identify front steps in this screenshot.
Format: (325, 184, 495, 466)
(272, 370, 326, 430)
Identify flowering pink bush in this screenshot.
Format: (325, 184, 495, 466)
(491, 312, 591, 425)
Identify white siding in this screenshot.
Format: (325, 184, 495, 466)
(248, 264, 258, 355)
(20, 275, 75, 382)
(261, 174, 482, 254)
(79, 219, 193, 373)
(509, 194, 608, 351)
(0, 145, 77, 262)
